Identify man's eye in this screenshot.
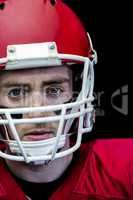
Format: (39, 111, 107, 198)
(8, 88, 26, 98)
(46, 87, 63, 97)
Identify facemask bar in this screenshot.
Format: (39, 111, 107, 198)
(5, 112, 28, 162)
(63, 60, 95, 135)
(0, 99, 93, 163)
(62, 32, 97, 135)
(0, 42, 96, 164)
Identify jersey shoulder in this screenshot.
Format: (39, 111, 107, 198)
(74, 138, 133, 199)
(92, 138, 133, 163)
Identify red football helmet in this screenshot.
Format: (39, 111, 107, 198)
(0, 0, 97, 164)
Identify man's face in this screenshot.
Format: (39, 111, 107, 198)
(0, 65, 73, 141)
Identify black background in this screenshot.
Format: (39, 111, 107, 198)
(63, 0, 129, 138)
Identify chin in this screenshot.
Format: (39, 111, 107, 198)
(5, 153, 73, 183)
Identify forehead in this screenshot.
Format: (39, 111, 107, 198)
(0, 65, 72, 85)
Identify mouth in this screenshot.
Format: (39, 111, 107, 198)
(22, 129, 55, 141)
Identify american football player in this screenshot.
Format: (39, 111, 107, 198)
(0, 0, 132, 199)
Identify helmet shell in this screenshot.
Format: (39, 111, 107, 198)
(0, 0, 92, 59)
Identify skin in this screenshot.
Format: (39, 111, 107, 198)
(0, 65, 73, 183)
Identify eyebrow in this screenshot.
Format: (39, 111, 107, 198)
(0, 77, 70, 88)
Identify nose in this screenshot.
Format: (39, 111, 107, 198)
(24, 91, 51, 118)
(30, 91, 45, 108)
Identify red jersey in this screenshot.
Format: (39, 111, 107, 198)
(0, 138, 133, 200)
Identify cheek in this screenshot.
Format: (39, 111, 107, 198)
(0, 94, 16, 108)
(9, 127, 23, 139)
(0, 93, 6, 106)
(0, 94, 29, 108)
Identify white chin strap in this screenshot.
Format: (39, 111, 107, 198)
(8, 135, 66, 157)
(6, 135, 66, 165)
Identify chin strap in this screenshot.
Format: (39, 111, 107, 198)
(2, 135, 66, 165)
(7, 135, 66, 157)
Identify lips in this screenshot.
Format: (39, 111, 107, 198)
(22, 130, 54, 141)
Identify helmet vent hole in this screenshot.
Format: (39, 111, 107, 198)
(0, 3, 5, 10)
(50, 0, 56, 6)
